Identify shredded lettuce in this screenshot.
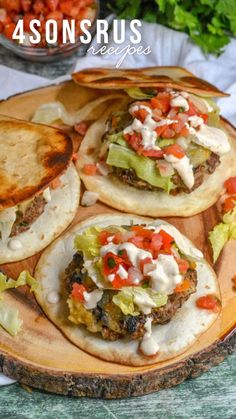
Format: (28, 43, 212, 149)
(157, 139, 175, 148)
(0, 271, 38, 293)
(74, 226, 102, 258)
(112, 287, 167, 316)
(106, 132, 127, 147)
(209, 207, 236, 262)
(107, 143, 173, 192)
(125, 88, 155, 99)
(0, 300, 22, 336)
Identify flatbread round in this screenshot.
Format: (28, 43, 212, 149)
(34, 214, 220, 367)
(0, 164, 80, 263)
(76, 115, 236, 217)
(73, 66, 228, 97)
(0, 115, 72, 210)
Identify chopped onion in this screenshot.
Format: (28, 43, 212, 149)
(143, 263, 156, 276)
(81, 191, 99, 207)
(127, 267, 143, 285)
(156, 160, 175, 177)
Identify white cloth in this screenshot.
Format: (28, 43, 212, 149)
(0, 21, 235, 386)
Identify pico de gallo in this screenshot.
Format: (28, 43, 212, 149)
(84, 87, 230, 195)
(209, 176, 236, 262)
(64, 221, 203, 347)
(0, 0, 97, 47)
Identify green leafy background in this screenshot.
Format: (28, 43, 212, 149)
(109, 0, 236, 55)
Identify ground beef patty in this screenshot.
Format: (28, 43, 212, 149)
(112, 152, 220, 194)
(11, 195, 47, 237)
(65, 251, 198, 341)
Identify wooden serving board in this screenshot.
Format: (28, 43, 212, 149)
(0, 81, 236, 399)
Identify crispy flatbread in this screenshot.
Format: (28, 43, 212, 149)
(0, 164, 80, 264)
(76, 112, 236, 217)
(0, 115, 72, 210)
(34, 214, 220, 367)
(73, 66, 228, 97)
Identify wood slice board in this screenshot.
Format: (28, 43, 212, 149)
(0, 81, 236, 399)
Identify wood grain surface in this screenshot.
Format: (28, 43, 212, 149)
(0, 81, 236, 399)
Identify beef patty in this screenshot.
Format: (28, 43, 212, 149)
(112, 152, 220, 194)
(65, 251, 198, 341)
(11, 195, 47, 237)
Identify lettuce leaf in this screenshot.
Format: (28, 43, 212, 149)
(0, 300, 22, 336)
(112, 287, 167, 316)
(125, 88, 155, 99)
(107, 144, 173, 192)
(209, 207, 236, 262)
(0, 271, 38, 293)
(74, 226, 102, 258)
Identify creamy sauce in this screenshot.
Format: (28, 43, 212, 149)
(117, 264, 128, 279)
(100, 242, 152, 268)
(189, 124, 230, 155)
(83, 289, 103, 309)
(47, 291, 60, 304)
(43, 187, 51, 203)
(133, 293, 156, 315)
(164, 154, 194, 189)
(139, 318, 159, 356)
(145, 254, 182, 294)
(188, 115, 204, 128)
(170, 95, 189, 111)
(8, 239, 22, 251)
(81, 191, 99, 207)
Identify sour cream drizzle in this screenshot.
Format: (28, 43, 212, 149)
(83, 289, 103, 310)
(139, 317, 159, 357)
(164, 154, 195, 189)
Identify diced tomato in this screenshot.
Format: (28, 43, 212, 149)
(5, 0, 20, 12)
(59, 0, 73, 15)
(174, 279, 191, 293)
(3, 22, 15, 38)
(176, 258, 189, 274)
(139, 257, 152, 273)
(103, 252, 124, 276)
(74, 121, 88, 136)
(161, 126, 175, 138)
(224, 177, 236, 195)
(142, 149, 164, 158)
(128, 235, 145, 250)
(21, 0, 31, 12)
(113, 232, 122, 244)
(46, 0, 59, 12)
(131, 226, 153, 238)
(150, 233, 163, 252)
(23, 13, 34, 31)
(159, 229, 174, 251)
(33, 0, 44, 13)
(71, 283, 86, 302)
(199, 113, 208, 123)
(112, 274, 126, 289)
(187, 101, 197, 116)
(134, 108, 149, 123)
(164, 143, 185, 159)
(127, 132, 142, 152)
(223, 196, 236, 213)
(179, 125, 189, 137)
(50, 177, 61, 189)
(72, 152, 78, 162)
(98, 230, 110, 245)
(83, 164, 97, 175)
(117, 249, 131, 267)
(196, 295, 220, 312)
(151, 93, 170, 113)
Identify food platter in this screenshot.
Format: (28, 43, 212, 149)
(0, 80, 236, 398)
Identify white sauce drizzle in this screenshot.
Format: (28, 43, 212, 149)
(145, 254, 182, 294)
(170, 95, 189, 111)
(83, 289, 103, 310)
(47, 291, 60, 304)
(189, 124, 230, 155)
(8, 239, 22, 251)
(133, 294, 156, 315)
(164, 154, 195, 189)
(139, 318, 159, 356)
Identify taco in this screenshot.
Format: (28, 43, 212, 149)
(0, 115, 80, 263)
(34, 214, 220, 366)
(73, 67, 236, 217)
